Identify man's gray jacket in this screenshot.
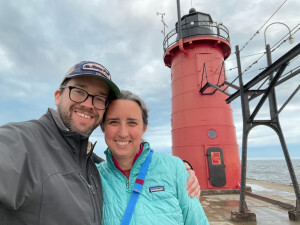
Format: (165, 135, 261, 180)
(0, 108, 104, 225)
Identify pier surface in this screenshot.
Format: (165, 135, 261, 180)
(201, 179, 299, 224)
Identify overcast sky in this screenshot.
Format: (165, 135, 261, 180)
(0, 0, 299, 159)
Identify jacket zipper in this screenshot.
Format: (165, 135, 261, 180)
(112, 164, 130, 190)
(80, 174, 95, 194)
(79, 173, 96, 221)
(91, 174, 99, 188)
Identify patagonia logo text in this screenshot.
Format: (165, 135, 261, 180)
(149, 186, 164, 193)
(82, 63, 111, 79)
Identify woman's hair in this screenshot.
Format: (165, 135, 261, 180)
(102, 90, 149, 126)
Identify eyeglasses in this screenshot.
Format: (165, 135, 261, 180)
(60, 86, 109, 110)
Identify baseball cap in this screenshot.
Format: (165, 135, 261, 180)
(61, 61, 120, 98)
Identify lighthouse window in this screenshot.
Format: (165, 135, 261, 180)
(208, 129, 217, 138)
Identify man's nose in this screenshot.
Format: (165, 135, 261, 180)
(80, 96, 94, 109)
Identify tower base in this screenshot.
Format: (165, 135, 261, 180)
(231, 211, 257, 222)
(288, 209, 300, 221)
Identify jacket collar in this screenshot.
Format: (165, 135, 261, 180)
(45, 108, 94, 156)
(104, 142, 151, 177)
(47, 108, 87, 138)
(48, 108, 68, 131)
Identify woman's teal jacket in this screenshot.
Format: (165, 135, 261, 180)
(97, 142, 209, 225)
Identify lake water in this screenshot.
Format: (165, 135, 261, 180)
(247, 158, 300, 185)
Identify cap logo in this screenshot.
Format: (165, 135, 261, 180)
(82, 62, 111, 79)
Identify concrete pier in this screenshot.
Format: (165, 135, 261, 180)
(201, 179, 300, 224)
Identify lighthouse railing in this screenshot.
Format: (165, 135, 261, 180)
(163, 21, 230, 52)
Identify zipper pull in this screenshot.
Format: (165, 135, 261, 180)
(90, 185, 95, 195)
(126, 180, 129, 189)
(91, 175, 99, 188)
(79, 173, 95, 195)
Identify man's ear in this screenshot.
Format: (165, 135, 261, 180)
(54, 90, 61, 106)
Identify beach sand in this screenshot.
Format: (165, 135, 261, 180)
(201, 179, 299, 225)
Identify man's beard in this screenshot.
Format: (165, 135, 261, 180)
(57, 105, 98, 136)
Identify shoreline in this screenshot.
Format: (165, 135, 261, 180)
(247, 178, 295, 193)
(246, 178, 296, 206)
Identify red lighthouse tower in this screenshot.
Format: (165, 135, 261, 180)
(163, 8, 241, 190)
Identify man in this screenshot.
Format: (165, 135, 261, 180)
(0, 61, 200, 225)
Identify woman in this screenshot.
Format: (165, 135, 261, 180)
(97, 90, 209, 225)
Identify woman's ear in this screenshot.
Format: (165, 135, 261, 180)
(143, 125, 147, 134)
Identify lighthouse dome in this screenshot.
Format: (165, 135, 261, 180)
(189, 8, 196, 14)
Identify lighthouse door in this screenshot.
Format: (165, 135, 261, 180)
(207, 147, 226, 187)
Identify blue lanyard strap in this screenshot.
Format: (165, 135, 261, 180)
(120, 150, 153, 225)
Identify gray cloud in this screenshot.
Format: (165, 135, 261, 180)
(0, 0, 299, 158)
